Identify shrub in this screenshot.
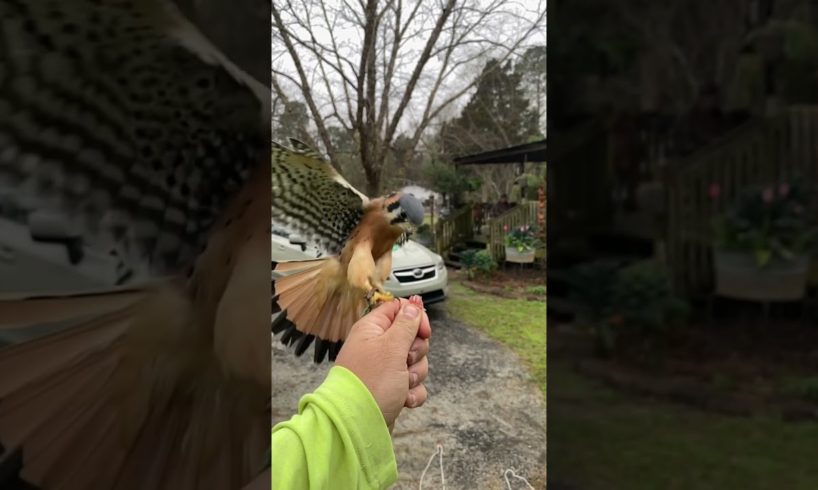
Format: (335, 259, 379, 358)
(567, 259, 624, 323)
(569, 259, 688, 356)
(609, 261, 689, 335)
(460, 249, 497, 280)
(526, 285, 547, 296)
(782, 376, 818, 402)
(567, 259, 626, 356)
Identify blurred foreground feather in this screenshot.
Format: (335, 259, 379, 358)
(0, 0, 271, 487)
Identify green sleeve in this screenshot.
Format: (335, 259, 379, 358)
(271, 365, 398, 490)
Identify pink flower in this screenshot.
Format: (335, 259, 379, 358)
(503, 224, 509, 232)
(778, 182, 790, 198)
(762, 187, 775, 203)
(708, 183, 721, 200)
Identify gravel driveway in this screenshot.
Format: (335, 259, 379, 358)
(272, 303, 547, 489)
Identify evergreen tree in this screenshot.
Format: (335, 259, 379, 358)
(273, 101, 314, 146)
(516, 45, 547, 138)
(439, 58, 539, 157)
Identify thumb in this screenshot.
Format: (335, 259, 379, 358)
(386, 301, 422, 345)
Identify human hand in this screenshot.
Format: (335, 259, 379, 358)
(335, 296, 431, 433)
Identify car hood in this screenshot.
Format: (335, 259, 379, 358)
(391, 240, 441, 269)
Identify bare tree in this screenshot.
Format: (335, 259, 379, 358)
(272, 0, 546, 195)
(614, 0, 754, 112)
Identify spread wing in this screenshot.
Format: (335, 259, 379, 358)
(0, 0, 268, 286)
(271, 139, 368, 258)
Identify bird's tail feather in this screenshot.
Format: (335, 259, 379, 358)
(0, 288, 145, 330)
(272, 258, 363, 363)
(0, 296, 135, 488)
(0, 287, 268, 489)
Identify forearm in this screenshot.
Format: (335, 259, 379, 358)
(271, 366, 398, 490)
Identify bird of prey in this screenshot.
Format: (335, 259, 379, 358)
(0, 0, 270, 488)
(271, 139, 426, 363)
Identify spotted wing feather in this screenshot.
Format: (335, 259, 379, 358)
(270, 139, 367, 258)
(0, 0, 267, 283)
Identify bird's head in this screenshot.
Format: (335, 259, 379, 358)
(384, 192, 425, 235)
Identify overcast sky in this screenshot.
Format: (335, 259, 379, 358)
(272, 0, 546, 138)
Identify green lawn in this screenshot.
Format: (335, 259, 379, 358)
(444, 279, 818, 489)
(549, 358, 818, 490)
(445, 280, 546, 395)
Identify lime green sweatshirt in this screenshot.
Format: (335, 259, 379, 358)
(271, 366, 398, 489)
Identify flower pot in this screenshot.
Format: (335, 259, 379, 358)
(714, 251, 810, 302)
(505, 246, 535, 264)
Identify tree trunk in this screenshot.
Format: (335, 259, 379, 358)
(362, 157, 381, 196)
(365, 177, 380, 197)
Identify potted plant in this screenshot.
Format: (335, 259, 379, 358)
(711, 181, 817, 302)
(503, 225, 542, 263)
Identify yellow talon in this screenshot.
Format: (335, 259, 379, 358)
(366, 289, 394, 306)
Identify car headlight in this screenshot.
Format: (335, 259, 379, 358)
(436, 258, 445, 271)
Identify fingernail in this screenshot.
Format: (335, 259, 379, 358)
(408, 393, 416, 406)
(411, 372, 418, 386)
(403, 304, 420, 318)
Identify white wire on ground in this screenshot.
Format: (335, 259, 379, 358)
(418, 443, 445, 490)
(504, 467, 535, 490)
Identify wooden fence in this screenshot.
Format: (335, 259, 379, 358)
(664, 106, 818, 296)
(434, 205, 472, 256)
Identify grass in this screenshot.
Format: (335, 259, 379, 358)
(445, 280, 546, 395)
(442, 278, 818, 488)
(549, 358, 818, 489)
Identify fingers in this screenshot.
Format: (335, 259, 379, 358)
(365, 296, 432, 337)
(408, 356, 428, 388)
(407, 337, 429, 366)
(405, 383, 428, 408)
(409, 295, 432, 339)
(386, 300, 423, 344)
(366, 299, 404, 329)
(417, 309, 432, 339)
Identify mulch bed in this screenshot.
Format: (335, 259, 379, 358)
(452, 267, 546, 301)
(575, 358, 818, 421)
(556, 306, 818, 421)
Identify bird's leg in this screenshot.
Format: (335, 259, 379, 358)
(365, 285, 394, 306)
(366, 250, 395, 306)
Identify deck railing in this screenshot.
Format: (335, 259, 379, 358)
(434, 205, 473, 256)
(664, 106, 818, 295)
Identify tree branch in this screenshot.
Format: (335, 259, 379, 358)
(272, 3, 339, 166)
